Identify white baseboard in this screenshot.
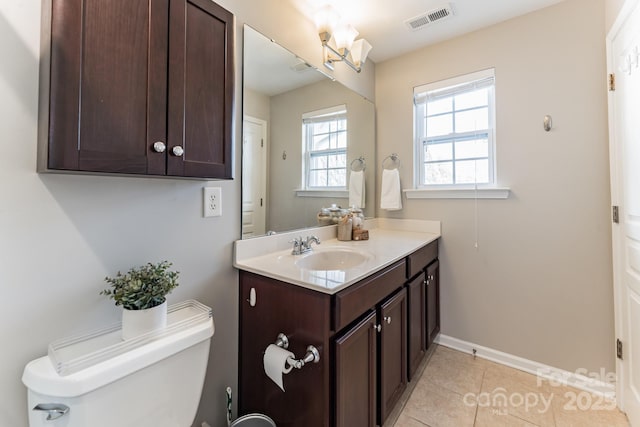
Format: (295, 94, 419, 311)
(435, 334, 616, 399)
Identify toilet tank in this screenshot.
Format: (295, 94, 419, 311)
(22, 300, 214, 427)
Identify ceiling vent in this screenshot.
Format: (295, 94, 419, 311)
(290, 58, 314, 73)
(405, 3, 455, 31)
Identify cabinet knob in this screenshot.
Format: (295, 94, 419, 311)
(374, 324, 381, 332)
(172, 145, 185, 156)
(424, 279, 428, 285)
(384, 316, 392, 324)
(152, 141, 166, 153)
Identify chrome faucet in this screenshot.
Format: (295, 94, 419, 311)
(303, 236, 321, 251)
(290, 235, 321, 255)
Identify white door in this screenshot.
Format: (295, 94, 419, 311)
(242, 116, 267, 238)
(608, 0, 640, 423)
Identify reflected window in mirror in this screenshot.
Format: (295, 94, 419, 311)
(303, 105, 348, 189)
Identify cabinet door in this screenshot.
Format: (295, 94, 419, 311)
(335, 311, 377, 427)
(47, 0, 168, 174)
(407, 273, 426, 381)
(379, 288, 407, 424)
(426, 260, 440, 347)
(167, 0, 234, 178)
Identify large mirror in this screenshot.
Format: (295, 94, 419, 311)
(242, 25, 376, 238)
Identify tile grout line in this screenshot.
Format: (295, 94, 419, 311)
(472, 367, 486, 426)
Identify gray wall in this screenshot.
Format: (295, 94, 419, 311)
(0, 0, 373, 426)
(375, 0, 614, 374)
(243, 87, 271, 122)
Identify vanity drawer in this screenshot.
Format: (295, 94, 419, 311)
(407, 240, 438, 279)
(333, 260, 406, 331)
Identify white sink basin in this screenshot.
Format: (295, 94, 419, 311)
(295, 249, 371, 271)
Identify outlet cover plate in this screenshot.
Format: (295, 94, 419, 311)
(204, 187, 222, 217)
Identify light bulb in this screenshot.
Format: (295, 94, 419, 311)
(315, 5, 339, 34)
(333, 23, 358, 52)
(349, 38, 372, 67)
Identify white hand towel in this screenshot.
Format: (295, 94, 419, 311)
(349, 170, 365, 209)
(380, 169, 402, 210)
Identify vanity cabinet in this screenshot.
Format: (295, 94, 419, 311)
(426, 260, 441, 347)
(335, 311, 377, 427)
(335, 286, 407, 427)
(406, 272, 426, 380)
(41, 0, 234, 179)
(378, 288, 407, 423)
(238, 239, 438, 427)
(238, 272, 332, 427)
(405, 240, 439, 380)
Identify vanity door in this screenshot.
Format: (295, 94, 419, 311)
(407, 272, 426, 381)
(378, 288, 407, 424)
(426, 260, 440, 347)
(334, 311, 377, 427)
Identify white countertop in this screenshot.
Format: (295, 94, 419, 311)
(234, 219, 441, 294)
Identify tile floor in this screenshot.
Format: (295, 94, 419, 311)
(393, 345, 629, 427)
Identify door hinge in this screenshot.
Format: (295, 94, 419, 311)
(613, 205, 619, 224)
(609, 73, 616, 91)
(260, 198, 263, 207)
(617, 338, 623, 360)
(261, 139, 264, 148)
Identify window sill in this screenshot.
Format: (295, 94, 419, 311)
(404, 187, 510, 199)
(295, 189, 348, 198)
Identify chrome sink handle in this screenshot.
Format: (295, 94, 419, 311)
(33, 403, 70, 421)
(289, 237, 304, 255)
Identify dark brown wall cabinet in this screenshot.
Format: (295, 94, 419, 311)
(238, 240, 439, 427)
(40, 0, 234, 179)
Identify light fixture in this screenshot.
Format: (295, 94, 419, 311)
(315, 6, 372, 73)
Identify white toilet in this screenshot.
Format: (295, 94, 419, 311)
(22, 300, 214, 427)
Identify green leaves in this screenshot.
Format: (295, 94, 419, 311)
(101, 261, 179, 310)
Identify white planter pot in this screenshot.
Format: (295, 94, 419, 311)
(121, 301, 168, 340)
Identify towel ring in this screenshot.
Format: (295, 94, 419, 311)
(382, 153, 400, 170)
(350, 156, 366, 172)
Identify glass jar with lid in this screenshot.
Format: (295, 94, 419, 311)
(328, 204, 348, 224)
(317, 208, 332, 226)
(349, 206, 364, 230)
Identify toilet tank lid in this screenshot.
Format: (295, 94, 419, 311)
(22, 300, 214, 398)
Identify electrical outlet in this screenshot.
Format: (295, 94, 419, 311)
(203, 187, 222, 217)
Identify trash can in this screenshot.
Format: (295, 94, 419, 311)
(230, 413, 276, 427)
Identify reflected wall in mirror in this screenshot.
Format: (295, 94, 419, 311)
(242, 25, 376, 239)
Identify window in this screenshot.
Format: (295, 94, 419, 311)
(303, 105, 347, 189)
(414, 69, 495, 188)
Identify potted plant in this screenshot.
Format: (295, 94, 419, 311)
(101, 261, 179, 340)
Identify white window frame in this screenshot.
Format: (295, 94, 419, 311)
(302, 105, 348, 190)
(413, 68, 498, 191)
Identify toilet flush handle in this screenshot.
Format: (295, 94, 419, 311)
(33, 403, 70, 421)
